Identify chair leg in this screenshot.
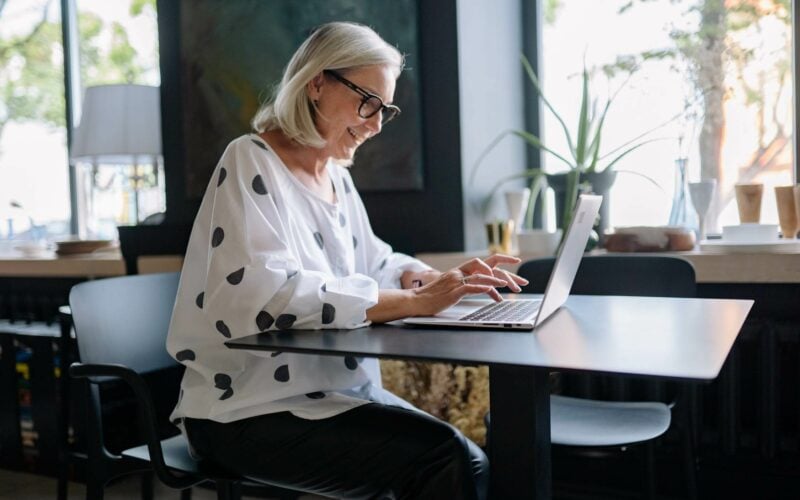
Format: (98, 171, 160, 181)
(57, 471, 68, 500)
(682, 404, 699, 500)
(215, 480, 241, 500)
(141, 472, 154, 500)
(644, 441, 656, 500)
(57, 312, 73, 500)
(86, 480, 105, 500)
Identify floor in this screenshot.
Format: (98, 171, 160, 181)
(0, 468, 324, 500)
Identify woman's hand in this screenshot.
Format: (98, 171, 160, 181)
(400, 269, 441, 289)
(408, 255, 529, 317)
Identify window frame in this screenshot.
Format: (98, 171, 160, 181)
(523, 0, 799, 195)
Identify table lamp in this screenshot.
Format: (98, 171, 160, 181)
(70, 84, 163, 229)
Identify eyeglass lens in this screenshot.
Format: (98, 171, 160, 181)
(359, 97, 398, 125)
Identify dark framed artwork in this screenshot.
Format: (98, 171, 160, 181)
(179, 0, 424, 199)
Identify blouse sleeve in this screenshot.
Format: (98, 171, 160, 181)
(341, 170, 433, 289)
(199, 143, 378, 340)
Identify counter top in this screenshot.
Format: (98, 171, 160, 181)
(415, 249, 800, 284)
(2, 247, 797, 283)
(0, 250, 126, 278)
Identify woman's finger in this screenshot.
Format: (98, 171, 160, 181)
(461, 273, 507, 288)
(504, 271, 529, 286)
(458, 258, 494, 276)
(484, 254, 521, 267)
(494, 268, 522, 292)
(460, 284, 502, 302)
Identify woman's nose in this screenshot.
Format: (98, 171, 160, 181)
(364, 112, 382, 134)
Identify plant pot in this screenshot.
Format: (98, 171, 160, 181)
(547, 170, 617, 239)
(518, 229, 563, 256)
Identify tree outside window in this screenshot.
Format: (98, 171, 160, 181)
(0, 0, 160, 243)
(540, 0, 793, 232)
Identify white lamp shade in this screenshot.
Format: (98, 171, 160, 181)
(71, 84, 162, 164)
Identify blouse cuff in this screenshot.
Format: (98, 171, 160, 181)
(378, 253, 432, 289)
(325, 273, 379, 329)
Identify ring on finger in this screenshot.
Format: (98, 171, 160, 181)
(460, 275, 469, 285)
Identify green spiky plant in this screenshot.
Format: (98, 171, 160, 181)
(470, 55, 665, 231)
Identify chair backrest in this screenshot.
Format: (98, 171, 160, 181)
(69, 272, 180, 373)
(118, 225, 192, 274)
(518, 255, 696, 298)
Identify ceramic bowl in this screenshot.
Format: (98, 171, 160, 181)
(722, 224, 779, 242)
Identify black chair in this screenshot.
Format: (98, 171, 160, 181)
(117, 224, 191, 275)
(67, 272, 300, 499)
(487, 255, 698, 500)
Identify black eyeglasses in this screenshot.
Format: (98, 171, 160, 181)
(323, 69, 401, 125)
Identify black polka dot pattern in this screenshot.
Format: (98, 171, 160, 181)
(306, 392, 326, 399)
(276, 314, 297, 330)
(211, 227, 225, 247)
(339, 212, 346, 227)
(286, 269, 298, 279)
(270, 351, 282, 357)
(252, 175, 268, 195)
(217, 168, 227, 187)
(251, 138, 269, 151)
(215, 320, 231, 338)
(344, 179, 352, 194)
(321, 283, 327, 293)
(352, 236, 358, 249)
(175, 349, 196, 362)
(379, 258, 387, 270)
(214, 373, 233, 400)
(226, 267, 245, 285)
(322, 303, 335, 324)
(256, 311, 275, 331)
(344, 356, 359, 370)
(195, 292, 204, 309)
(313, 231, 324, 249)
(274, 364, 290, 382)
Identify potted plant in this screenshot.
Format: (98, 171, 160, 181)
(470, 55, 666, 239)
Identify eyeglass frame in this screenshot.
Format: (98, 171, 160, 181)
(322, 69, 401, 124)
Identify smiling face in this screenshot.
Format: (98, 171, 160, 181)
(308, 64, 397, 162)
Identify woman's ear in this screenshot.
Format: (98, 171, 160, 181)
(307, 72, 325, 101)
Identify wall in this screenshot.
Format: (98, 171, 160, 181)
(457, 0, 527, 251)
(157, 0, 530, 255)
(157, 0, 467, 255)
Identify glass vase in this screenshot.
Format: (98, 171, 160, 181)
(668, 157, 697, 230)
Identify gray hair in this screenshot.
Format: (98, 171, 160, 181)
(251, 22, 404, 147)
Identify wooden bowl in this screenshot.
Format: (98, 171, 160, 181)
(54, 239, 116, 255)
(604, 226, 695, 252)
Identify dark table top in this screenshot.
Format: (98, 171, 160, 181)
(227, 295, 753, 382)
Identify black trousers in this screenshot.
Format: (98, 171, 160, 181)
(185, 403, 489, 500)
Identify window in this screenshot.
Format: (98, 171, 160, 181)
(74, 0, 162, 238)
(539, 0, 794, 233)
(0, 0, 161, 244)
(0, 0, 69, 241)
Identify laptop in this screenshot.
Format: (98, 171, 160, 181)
(404, 194, 602, 331)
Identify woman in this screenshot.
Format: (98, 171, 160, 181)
(166, 21, 527, 499)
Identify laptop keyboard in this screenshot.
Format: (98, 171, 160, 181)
(459, 300, 541, 322)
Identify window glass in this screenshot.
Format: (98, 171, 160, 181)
(74, 0, 162, 238)
(0, 0, 69, 243)
(540, 1, 794, 233)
